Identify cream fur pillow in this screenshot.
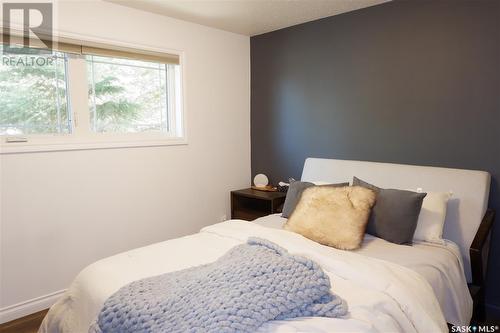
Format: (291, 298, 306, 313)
(284, 186, 376, 250)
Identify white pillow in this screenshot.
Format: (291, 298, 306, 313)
(413, 191, 452, 243)
(311, 181, 331, 185)
(311, 181, 350, 186)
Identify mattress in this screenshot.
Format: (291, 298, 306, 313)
(40, 219, 468, 333)
(252, 214, 472, 326)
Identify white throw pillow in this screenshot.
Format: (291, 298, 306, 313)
(413, 191, 452, 243)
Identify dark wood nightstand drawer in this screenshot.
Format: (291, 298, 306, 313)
(231, 188, 286, 221)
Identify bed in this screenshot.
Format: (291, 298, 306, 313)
(40, 158, 492, 333)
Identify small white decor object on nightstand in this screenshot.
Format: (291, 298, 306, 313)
(253, 174, 269, 188)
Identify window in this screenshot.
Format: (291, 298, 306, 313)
(0, 47, 70, 135)
(0, 36, 184, 153)
(87, 56, 172, 134)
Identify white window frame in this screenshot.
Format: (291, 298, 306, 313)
(0, 32, 187, 154)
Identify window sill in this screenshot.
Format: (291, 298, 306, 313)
(0, 137, 188, 154)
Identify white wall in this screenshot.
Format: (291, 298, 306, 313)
(0, 0, 250, 322)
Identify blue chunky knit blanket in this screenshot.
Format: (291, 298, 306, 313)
(89, 238, 347, 333)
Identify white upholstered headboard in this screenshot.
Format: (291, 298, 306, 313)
(301, 158, 491, 283)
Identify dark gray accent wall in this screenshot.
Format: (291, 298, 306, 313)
(251, 0, 500, 317)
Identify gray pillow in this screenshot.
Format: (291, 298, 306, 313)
(353, 177, 426, 245)
(281, 181, 349, 218)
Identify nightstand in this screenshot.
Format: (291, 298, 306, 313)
(231, 188, 287, 221)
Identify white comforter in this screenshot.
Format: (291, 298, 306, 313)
(254, 213, 472, 326)
(40, 220, 448, 333)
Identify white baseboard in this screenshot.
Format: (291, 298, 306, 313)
(0, 290, 66, 324)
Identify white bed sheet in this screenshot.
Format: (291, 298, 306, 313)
(40, 220, 454, 333)
(253, 214, 472, 326)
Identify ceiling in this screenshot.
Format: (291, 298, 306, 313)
(105, 0, 389, 36)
